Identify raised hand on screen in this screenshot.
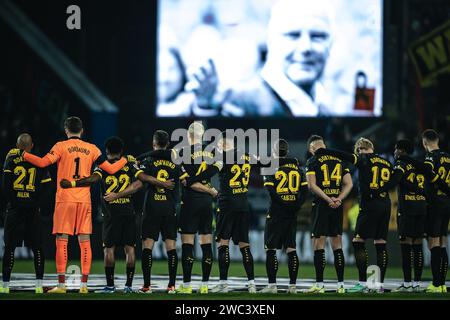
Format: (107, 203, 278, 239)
(191, 59, 220, 110)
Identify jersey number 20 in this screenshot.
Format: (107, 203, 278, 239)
(275, 170, 300, 194)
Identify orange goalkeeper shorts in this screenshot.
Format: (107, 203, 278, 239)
(53, 202, 92, 235)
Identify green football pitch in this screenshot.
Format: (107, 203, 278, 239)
(5, 259, 433, 279)
(0, 260, 448, 300)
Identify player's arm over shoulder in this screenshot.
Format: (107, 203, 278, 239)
(424, 154, 436, 170)
(2, 152, 14, 173)
(93, 144, 127, 174)
(40, 169, 52, 184)
(263, 175, 275, 188)
(376, 160, 405, 193)
(305, 157, 316, 178)
(60, 168, 102, 189)
(37, 169, 53, 207)
(299, 169, 309, 189)
(315, 148, 357, 165)
(1, 155, 16, 201)
(183, 160, 222, 187)
(134, 161, 175, 189)
(23, 142, 62, 167)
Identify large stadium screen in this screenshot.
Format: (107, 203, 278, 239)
(157, 0, 383, 118)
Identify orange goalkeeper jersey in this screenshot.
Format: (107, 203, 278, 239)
(46, 137, 102, 203)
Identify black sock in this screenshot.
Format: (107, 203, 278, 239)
(167, 249, 178, 287)
(141, 248, 152, 288)
(125, 265, 135, 287)
(201, 244, 213, 282)
(441, 247, 448, 286)
(240, 246, 254, 281)
(313, 249, 325, 283)
(375, 244, 388, 283)
(333, 249, 345, 283)
(32, 248, 44, 281)
(105, 266, 115, 287)
(353, 242, 368, 282)
(400, 244, 412, 283)
(287, 251, 299, 285)
(266, 250, 278, 284)
(413, 244, 423, 283)
(218, 245, 230, 281)
(2, 246, 15, 283)
(182, 244, 194, 283)
(431, 246, 441, 287)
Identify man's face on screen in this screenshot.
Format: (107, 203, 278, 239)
(268, 4, 332, 87)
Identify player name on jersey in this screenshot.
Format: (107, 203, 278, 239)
(67, 146, 91, 155)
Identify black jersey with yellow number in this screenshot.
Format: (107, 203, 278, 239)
(94, 157, 141, 217)
(2, 148, 52, 209)
(179, 143, 216, 201)
(139, 149, 182, 215)
(264, 157, 308, 215)
(305, 152, 350, 204)
(354, 153, 393, 201)
(424, 149, 450, 202)
(394, 159, 427, 214)
(217, 150, 251, 212)
(315, 149, 393, 201)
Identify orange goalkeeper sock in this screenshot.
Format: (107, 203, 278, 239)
(79, 239, 92, 281)
(56, 238, 68, 283)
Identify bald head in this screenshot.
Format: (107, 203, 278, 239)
(17, 133, 33, 152)
(266, 0, 334, 87)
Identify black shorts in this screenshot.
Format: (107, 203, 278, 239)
(311, 201, 343, 238)
(264, 213, 297, 250)
(426, 199, 450, 238)
(102, 215, 136, 248)
(142, 212, 177, 242)
(215, 209, 249, 245)
(178, 198, 212, 235)
(4, 207, 42, 248)
(355, 198, 391, 240)
(397, 213, 426, 240)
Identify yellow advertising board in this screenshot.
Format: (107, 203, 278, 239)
(409, 20, 450, 87)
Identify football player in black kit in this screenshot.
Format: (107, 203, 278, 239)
(101, 132, 180, 294)
(420, 130, 450, 293)
(260, 139, 309, 294)
(378, 140, 428, 292)
(316, 137, 393, 293)
(176, 122, 221, 294)
(0, 134, 51, 294)
(207, 133, 256, 294)
(305, 135, 353, 294)
(380, 133, 450, 293)
(62, 135, 174, 293)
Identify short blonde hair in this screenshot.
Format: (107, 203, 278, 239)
(354, 137, 374, 153)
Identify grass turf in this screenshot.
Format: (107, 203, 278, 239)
(1, 260, 445, 300)
(8, 259, 433, 280)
